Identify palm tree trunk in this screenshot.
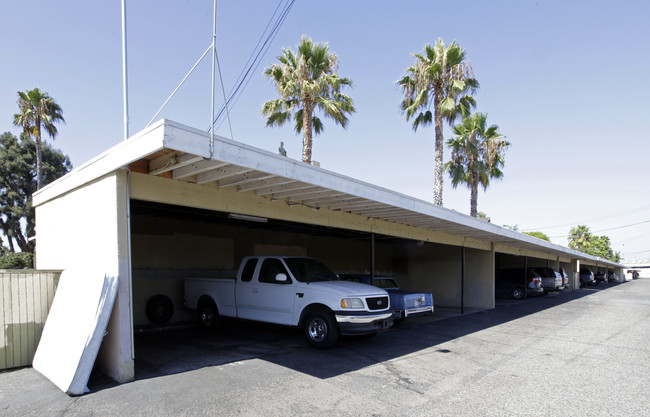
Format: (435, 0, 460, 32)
(470, 170, 479, 218)
(35, 134, 44, 190)
(433, 84, 444, 206)
(302, 97, 314, 164)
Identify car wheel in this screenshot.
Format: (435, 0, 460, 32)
(198, 298, 220, 329)
(303, 309, 339, 349)
(512, 286, 525, 300)
(145, 294, 174, 324)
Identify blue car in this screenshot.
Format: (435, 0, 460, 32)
(339, 274, 434, 321)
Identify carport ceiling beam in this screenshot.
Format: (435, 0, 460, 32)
(149, 152, 204, 176)
(196, 165, 253, 185)
(297, 190, 350, 204)
(217, 171, 275, 189)
(327, 198, 386, 208)
(315, 197, 366, 209)
(172, 159, 229, 179)
(270, 186, 325, 199)
(348, 204, 403, 215)
(376, 211, 425, 221)
(366, 211, 414, 221)
(238, 176, 297, 193)
(255, 181, 314, 197)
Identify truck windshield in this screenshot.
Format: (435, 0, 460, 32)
(284, 258, 339, 283)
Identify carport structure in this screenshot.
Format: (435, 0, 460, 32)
(32, 119, 621, 385)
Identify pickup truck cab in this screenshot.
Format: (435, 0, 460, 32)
(185, 256, 393, 348)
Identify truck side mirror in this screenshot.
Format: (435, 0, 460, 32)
(275, 273, 288, 282)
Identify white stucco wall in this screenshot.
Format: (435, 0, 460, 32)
(34, 170, 133, 383)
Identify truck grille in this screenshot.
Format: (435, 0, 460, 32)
(366, 296, 389, 310)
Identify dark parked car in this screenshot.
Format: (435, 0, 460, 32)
(529, 267, 563, 293)
(339, 274, 434, 321)
(495, 268, 544, 300)
(606, 270, 619, 283)
(594, 271, 607, 285)
(579, 268, 595, 287)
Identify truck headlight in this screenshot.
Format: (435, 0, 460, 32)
(340, 298, 364, 309)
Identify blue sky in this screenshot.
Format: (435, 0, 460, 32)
(1, 0, 649, 261)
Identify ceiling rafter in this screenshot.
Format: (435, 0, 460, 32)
(238, 176, 297, 193)
(149, 152, 204, 176)
(173, 159, 229, 180)
(196, 165, 252, 185)
(256, 181, 315, 197)
(217, 171, 275, 189)
(270, 185, 325, 200)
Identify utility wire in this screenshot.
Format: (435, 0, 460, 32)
(521, 204, 650, 232)
(213, 0, 293, 131)
(548, 219, 650, 239)
(209, 0, 294, 133)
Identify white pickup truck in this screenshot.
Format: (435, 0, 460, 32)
(184, 256, 394, 348)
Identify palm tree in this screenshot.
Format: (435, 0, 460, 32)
(445, 112, 509, 218)
(13, 88, 65, 190)
(399, 38, 478, 206)
(568, 225, 592, 250)
(262, 36, 355, 164)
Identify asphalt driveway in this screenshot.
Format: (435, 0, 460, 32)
(1, 278, 648, 416)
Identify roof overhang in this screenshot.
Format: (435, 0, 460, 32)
(34, 119, 621, 268)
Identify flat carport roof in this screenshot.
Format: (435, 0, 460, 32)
(33, 118, 620, 269)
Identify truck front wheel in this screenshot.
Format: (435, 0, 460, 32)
(198, 298, 220, 329)
(303, 309, 339, 349)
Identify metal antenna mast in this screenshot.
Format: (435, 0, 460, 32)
(211, 0, 234, 157)
(121, 0, 129, 141)
(144, 0, 234, 155)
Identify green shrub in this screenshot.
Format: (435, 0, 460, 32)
(0, 251, 34, 269)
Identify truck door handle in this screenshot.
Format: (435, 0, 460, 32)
(296, 293, 304, 298)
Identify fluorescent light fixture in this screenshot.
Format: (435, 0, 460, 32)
(227, 213, 268, 223)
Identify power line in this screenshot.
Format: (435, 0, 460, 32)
(596, 219, 650, 233)
(626, 249, 650, 255)
(209, 0, 295, 133)
(548, 219, 650, 239)
(521, 204, 650, 232)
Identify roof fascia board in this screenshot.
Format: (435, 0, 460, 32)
(33, 120, 167, 207)
(161, 123, 555, 246)
(161, 121, 623, 267)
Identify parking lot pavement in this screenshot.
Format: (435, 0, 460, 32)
(1, 279, 649, 417)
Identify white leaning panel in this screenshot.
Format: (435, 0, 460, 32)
(32, 269, 119, 395)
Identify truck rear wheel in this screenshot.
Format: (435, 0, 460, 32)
(198, 298, 220, 329)
(303, 309, 339, 349)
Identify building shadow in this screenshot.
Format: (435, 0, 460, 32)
(87, 284, 621, 391)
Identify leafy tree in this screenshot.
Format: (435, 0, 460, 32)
(568, 225, 592, 250)
(0, 132, 71, 253)
(0, 251, 33, 269)
(262, 36, 355, 164)
(568, 225, 620, 262)
(524, 231, 551, 242)
(583, 235, 620, 262)
(445, 112, 509, 217)
(398, 38, 478, 206)
(503, 224, 519, 231)
(13, 87, 65, 190)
